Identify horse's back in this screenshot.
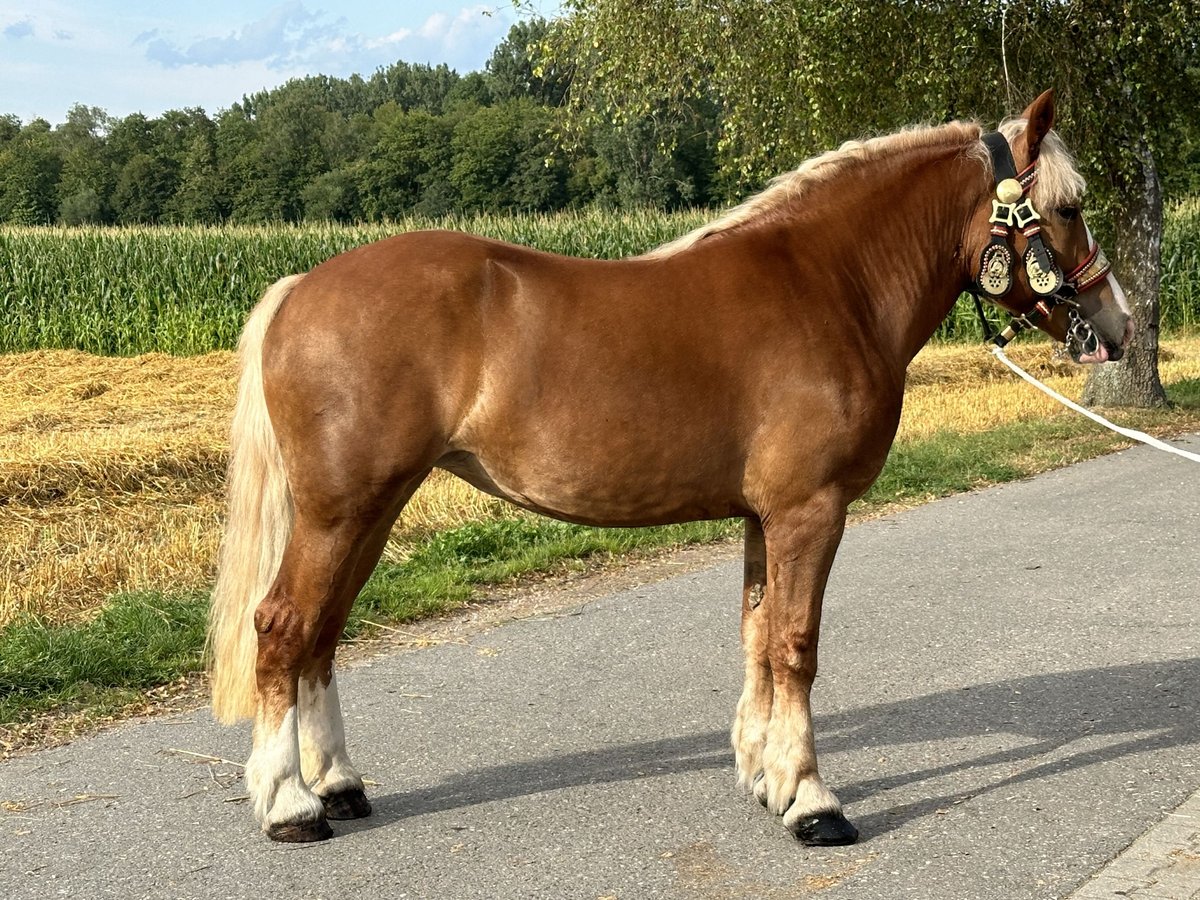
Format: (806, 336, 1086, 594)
(264, 228, 763, 416)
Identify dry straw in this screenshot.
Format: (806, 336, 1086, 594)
(0, 349, 497, 626)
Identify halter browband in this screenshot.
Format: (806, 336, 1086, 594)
(971, 132, 1112, 349)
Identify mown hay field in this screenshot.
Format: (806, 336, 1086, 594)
(5, 338, 1200, 628)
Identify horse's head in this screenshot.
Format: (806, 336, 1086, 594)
(969, 90, 1133, 363)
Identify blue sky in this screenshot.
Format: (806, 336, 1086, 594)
(0, 1, 562, 123)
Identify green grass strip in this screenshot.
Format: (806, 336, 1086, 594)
(0, 592, 208, 724)
(0, 408, 1191, 726)
(349, 517, 735, 629)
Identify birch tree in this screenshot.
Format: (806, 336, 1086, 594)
(548, 0, 1200, 406)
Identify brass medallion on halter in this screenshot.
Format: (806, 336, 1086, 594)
(978, 241, 1015, 298)
(1024, 242, 1064, 295)
(979, 179, 1022, 298)
(983, 174, 1063, 298)
(1013, 197, 1063, 296)
(996, 178, 1023, 205)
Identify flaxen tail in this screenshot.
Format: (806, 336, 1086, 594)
(207, 274, 304, 723)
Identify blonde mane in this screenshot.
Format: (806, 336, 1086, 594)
(642, 118, 1084, 259)
(642, 122, 985, 259)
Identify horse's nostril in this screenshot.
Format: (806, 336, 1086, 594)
(1123, 317, 1135, 347)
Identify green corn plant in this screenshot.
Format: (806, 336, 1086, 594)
(0, 203, 1194, 356)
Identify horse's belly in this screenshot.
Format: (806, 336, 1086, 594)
(436, 449, 744, 527)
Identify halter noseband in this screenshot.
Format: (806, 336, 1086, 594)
(971, 132, 1112, 352)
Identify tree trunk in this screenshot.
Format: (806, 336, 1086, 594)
(1080, 141, 1168, 408)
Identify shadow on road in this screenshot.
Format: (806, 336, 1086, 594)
(823, 655, 1200, 838)
(344, 657, 1200, 840)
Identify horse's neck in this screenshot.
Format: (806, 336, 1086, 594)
(796, 144, 986, 367)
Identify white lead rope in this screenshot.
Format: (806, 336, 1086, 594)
(990, 345, 1200, 464)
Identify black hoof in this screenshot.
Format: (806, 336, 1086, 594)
(321, 787, 372, 820)
(266, 817, 334, 843)
(789, 810, 859, 846)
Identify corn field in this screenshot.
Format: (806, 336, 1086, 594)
(1162, 196, 1200, 333)
(0, 203, 1196, 355)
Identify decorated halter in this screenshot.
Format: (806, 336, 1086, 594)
(971, 132, 1113, 352)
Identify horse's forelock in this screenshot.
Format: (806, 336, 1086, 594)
(997, 118, 1087, 211)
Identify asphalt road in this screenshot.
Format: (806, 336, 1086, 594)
(2, 435, 1198, 900)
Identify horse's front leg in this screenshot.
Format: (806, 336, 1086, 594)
(732, 517, 771, 788)
(758, 491, 858, 845)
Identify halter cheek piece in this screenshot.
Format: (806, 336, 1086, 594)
(970, 132, 1113, 351)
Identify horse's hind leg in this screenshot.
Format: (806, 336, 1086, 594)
(759, 490, 859, 845)
(732, 517, 772, 792)
(298, 673, 367, 819)
(246, 488, 412, 841)
(296, 513, 403, 820)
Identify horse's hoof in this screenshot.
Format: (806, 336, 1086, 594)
(266, 817, 334, 843)
(321, 787, 372, 820)
(789, 810, 859, 846)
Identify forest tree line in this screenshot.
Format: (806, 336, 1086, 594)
(0, 19, 721, 226)
(3, 11, 1197, 230)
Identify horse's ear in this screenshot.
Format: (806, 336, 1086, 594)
(1020, 89, 1056, 160)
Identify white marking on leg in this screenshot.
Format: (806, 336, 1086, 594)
(732, 592, 772, 789)
(761, 698, 808, 814)
(731, 662, 772, 789)
(245, 706, 325, 831)
(299, 673, 364, 798)
(760, 695, 842, 818)
(782, 776, 843, 832)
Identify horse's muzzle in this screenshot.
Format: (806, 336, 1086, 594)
(1070, 308, 1133, 364)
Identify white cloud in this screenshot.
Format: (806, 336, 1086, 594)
(142, 1, 332, 70)
(139, 2, 512, 75)
(418, 13, 451, 41)
(360, 6, 511, 71)
(3, 18, 34, 39)
(366, 29, 414, 50)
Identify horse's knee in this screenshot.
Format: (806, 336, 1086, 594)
(768, 635, 817, 685)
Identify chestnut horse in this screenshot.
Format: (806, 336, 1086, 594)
(208, 91, 1132, 845)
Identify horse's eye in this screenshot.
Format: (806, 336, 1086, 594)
(1057, 206, 1080, 220)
